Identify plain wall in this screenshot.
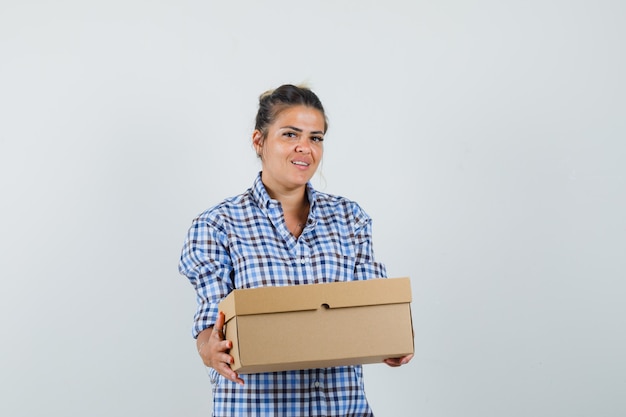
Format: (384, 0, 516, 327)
(1, 1, 625, 416)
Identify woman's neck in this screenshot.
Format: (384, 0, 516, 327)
(263, 179, 308, 211)
(264, 183, 310, 237)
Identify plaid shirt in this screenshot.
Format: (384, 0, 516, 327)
(179, 173, 387, 416)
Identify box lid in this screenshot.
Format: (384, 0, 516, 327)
(219, 277, 411, 321)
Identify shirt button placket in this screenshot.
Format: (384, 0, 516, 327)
(298, 243, 313, 283)
(316, 370, 327, 415)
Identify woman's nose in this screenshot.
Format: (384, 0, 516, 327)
(295, 141, 311, 153)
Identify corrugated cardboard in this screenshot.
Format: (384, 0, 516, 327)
(218, 277, 414, 374)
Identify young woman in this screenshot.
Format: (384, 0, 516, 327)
(179, 84, 412, 416)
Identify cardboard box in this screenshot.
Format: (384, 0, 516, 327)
(218, 277, 414, 374)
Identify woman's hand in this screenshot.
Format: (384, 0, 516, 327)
(384, 353, 414, 367)
(196, 311, 244, 385)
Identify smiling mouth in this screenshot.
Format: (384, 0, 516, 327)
(292, 161, 309, 167)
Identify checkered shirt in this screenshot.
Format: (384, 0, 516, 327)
(179, 173, 387, 416)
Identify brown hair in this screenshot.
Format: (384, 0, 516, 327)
(254, 84, 328, 143)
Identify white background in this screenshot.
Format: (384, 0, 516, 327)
(1, 1, 625, 416)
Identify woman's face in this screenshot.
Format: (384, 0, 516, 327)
(253, 105, 325, 195)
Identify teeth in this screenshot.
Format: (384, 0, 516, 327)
(293, 161, 309, 166)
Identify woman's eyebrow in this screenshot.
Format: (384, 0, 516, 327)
(280, 125, 303, 132)
(281, 125, 324, 135)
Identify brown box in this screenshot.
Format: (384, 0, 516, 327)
(218, 277, 414, 374)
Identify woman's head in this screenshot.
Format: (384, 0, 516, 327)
(254, 84, 328, 144)
(252, 84, 327, 194)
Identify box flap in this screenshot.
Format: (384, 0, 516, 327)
(220, 277, 411, 321)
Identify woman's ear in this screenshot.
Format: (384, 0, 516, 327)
(252, 130, 264, 157)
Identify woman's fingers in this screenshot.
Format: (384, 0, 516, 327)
(211, 313, 245, 385)
(214, 354, 244, 385)
(384, 353, 414, 367)
(213, 311, 226, 339)
(196, 312, 244, 385)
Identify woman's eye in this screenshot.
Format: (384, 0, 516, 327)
(284, 132, 297, 138)
(311, 136, 324, 143)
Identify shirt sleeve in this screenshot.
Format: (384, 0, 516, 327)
(178, 214, 234, 338)
(351, 203, 388, 280)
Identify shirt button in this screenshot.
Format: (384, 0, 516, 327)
(300, 257, 308, 264)
(314, 381, 320, 388)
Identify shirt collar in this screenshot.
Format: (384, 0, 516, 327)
(251, 172, 272, 209)
(251, 172, 318, 217)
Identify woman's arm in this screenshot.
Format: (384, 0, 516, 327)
(351, 206, 413, 367)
